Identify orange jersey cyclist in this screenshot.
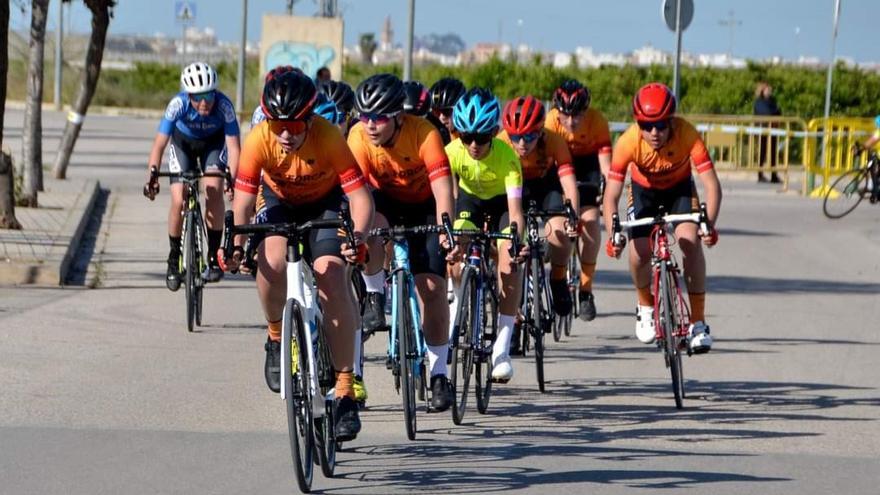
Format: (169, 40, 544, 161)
(603, 82, 721, 354)
(347, 74, 458, 412)
(446, 88, 528, 383)
(498, 95, 580, 320)
(221, 70, 374, 441)
(546, 79, 611, 321)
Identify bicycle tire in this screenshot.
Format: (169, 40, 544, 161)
(282, 299, 315, 491)
(659, 263, 684, 409)
(823, 167, 869, 219)
(475, 270, 496, 415)
(451, 266, 476, 425)
(397, 271, 418, 440)
(314, 317, 336, 477)
(193, 212, 205, 327)
(183, 211, 197, 333)
(565, 252, 578, 336)
(532, 255, 546, 393)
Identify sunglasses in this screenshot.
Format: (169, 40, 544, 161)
(269, 119, 308, 135)
(460, 133, 493, 146)
(509, 132, 540, 144)
(358, 112, 399, 125)
(190, 91, 215, 103)
(638, 120, 670, 132)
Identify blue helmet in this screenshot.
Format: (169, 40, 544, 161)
(314, 93, 343, 125)
(452, 87, 500, 134)
(874, 115, 880, 129)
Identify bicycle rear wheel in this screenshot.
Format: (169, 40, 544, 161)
(659, 263, 684, 409)
(531, 256, 546, 393)
(282, 299, 315, 491)
(475, 271, 497, 414)
(397, 271, 418, 440)
(183, 211, 198, 333)
(451, 267, 476, 425)
(823, 167, 869, 219)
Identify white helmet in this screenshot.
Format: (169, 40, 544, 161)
(180, 62, 218, 93)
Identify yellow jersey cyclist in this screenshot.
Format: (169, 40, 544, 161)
(347, 74, 458, 411)
(143, 62, 240, 289)
(220, 69, 374, 441)
(498, 95, 580, 318)
(446, 87, 528, 382)
(546, 79, 611, 321)
(429, 77, 467, 142)
(603, 83, 721, 353)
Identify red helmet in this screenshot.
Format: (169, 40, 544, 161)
(502, 95, 546, 135)
(632, 83, 676, 122)
(552, 79, 591, 115)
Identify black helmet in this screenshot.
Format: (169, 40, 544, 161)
(403, 81, 430, 117)
(429, 77, 466, 111)
(319, 80, 355, 114)
(354, 73, 405, 115)
(552, 79, 591, 115)
(261, 70, 317, 121)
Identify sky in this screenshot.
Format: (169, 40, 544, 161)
(11, 0, 878, 63)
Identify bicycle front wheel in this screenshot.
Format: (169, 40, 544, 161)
(313, 318, 336, 477)
(183, 211, 198, 333)
(451, 267, 476, 425)
(475, 271, 497, 415)
(823, 167, 869, 219)
(659, 263, 685, 409)
(397, 271, 418, 440)
(193, 212, 205, 327)
(531, 256, 546, 393)
(282, 299, 315, 491)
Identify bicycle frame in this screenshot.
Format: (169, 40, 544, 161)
(648, 226, 691, 343)
(387, 238, 426, 386)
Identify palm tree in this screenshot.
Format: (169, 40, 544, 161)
(1, 0, 22, 229)
(52, 0, 115, 180)
(359, 33, 377, 65)
(20, 0, 50, 206)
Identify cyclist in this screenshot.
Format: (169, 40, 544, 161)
(144, 62, 240, 289)
(319, 79, 356, 137)
(603, 83, 721, 354)
(429, 77, 466, 141)
(220, 69, 373, 440)
(348, 74, 458, 411)
(446, 87, 527, 382)
(405, 80, 451, 145)
(545, 79, 610, 321)
(499, 95, 579, 318)
(853, 115, 880, 202)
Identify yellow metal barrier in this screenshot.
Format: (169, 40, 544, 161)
(802, 117, 874, 197)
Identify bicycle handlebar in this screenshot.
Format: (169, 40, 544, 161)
(611, 203, 710, 246)
(450, 222, 521, 265)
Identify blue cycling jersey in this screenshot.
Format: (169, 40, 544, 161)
(158, 91, 240, 139)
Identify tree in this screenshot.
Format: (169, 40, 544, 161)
(20, 0, 50, 207)
(52, 0, 115, 180)
(1, 0, 22, 229)
(358, 33, 377, 66)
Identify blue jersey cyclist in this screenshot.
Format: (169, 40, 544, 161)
(144, 62, 241, 289)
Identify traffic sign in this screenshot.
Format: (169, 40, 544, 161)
(176, 1, 196, 23)
(662, 0, 693, 32)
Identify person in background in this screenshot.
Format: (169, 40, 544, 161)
(754, 81, 781, 184)
(316, 66, 332, 83)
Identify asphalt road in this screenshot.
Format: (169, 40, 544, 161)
(2, 109, 879, 494)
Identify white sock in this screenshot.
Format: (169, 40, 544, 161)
(493, 313, 516, 362)
(353, 326, 363, 377)
(427, 343, 449, 377)
(362, 270, 385, 294)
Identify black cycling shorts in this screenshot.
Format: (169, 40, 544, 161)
(454, 189, 511, 233)
(573, 154, 602, 208)
(522, 173, 564, 213)
(168, 128, 228, 184)
(373, 191, 446, 277)
(626, 179, 700, 239)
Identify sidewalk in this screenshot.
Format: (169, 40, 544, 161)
(0, 177, 100, 285)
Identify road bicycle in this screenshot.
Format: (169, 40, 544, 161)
(448, 223, 520, 424)
(368, 215, 454, 440)
(611, 204, 710, 409)
(148, 166, 230, 332)
(222, 205, 358, 492)
(517, 199, 577, 393)
(823, 150, 880, 219)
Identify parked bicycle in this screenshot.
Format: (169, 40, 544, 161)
(611, 204, 711, 409)
(221, 205, 358, 492)
(147, 166, 230, 332)
(823, 149, 880, 219)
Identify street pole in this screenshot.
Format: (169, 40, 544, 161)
(236, 0, 247, 115)
(403, 0, 414, 81)
(672, 0, 682, 101)
(53, 0, 63, 110)
(181, 23, 187, 67)
(816, 0, 842, 194)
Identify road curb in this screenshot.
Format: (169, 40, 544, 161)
(59, 179, 101, 285)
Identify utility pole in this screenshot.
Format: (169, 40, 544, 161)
(718, 10, 742, 60)
(403, 0, 414, 81)
(236, 0, 247, 115)
(53, 0, 63, 110)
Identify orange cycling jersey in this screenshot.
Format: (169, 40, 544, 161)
(609, 117, 714, 190)
(235, 117, 366, 204)
(546, 107, 612, 157)
(347, 114, 450, 203)
(497, 129, 574, 181)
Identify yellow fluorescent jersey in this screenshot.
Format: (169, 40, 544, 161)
(445, 138, 523, 200)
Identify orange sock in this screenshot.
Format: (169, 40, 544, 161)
(550, 263, 567, 281)
(689, 292, 706, 322)
(267, 320, 282, 342)
(335, 370, 355, 399)
(636, 285, 653, 306)
(579, 262, 596, 291)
